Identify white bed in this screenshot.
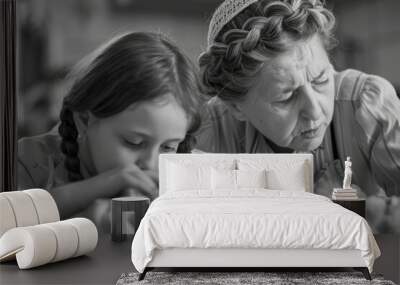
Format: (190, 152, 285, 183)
(131, 154, 380, 280)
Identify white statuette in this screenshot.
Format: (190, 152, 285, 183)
(342, 156, 352, 190)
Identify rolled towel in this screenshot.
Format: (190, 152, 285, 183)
(0, 189, 60, 237)
(1, 191, 40, 228)
(0, 225, 57, 267)
(24, 189, 60, 224)
(0, 196, 17, 237)
(66, 218, 98, 257)
(0, 218, 98, 269)
(41, 221, 79, 262)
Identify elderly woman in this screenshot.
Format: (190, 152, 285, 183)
(197, 0, 400, 233)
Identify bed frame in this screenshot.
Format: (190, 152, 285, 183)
(140, 248, 371, 280)
(138, 154, 372, 280)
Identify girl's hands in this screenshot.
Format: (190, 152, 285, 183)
(115, 164, 159, 200)
(51, 163, 158, 219)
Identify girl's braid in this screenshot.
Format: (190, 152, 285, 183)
(58, 104, 83, 182)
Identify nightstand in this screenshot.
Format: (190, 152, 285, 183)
(332, 199, 366, 218)
(111, 196, 150, 242)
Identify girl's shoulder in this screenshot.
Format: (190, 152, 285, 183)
(196, 97, 247, 153)
(18, 127, 62, 163)
(17, 126, 66, 189)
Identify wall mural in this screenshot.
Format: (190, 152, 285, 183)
(15, 0, 400, 235)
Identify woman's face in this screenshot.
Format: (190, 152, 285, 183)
(81, 94, 188, 175)
(236, 35, 335, 151)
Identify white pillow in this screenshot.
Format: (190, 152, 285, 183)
(237, 159, 308, 192)
(211, 168, 236, 190)
(165, 159, 235, 192)
(211, 169, 268, 190)
(167, 162, 211, 191)
(266, 168, 306, 191)
(166, 158, 235, 170)
(236, 169, 267, 189)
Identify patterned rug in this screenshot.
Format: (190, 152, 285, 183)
(116, 271, 396, 285)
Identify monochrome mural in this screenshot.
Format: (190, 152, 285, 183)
(16, 0, 400, 235)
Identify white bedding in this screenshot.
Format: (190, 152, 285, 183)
(131, 190, 380, 273)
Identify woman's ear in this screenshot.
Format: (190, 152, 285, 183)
(72, 111, 91, 137)
(223, 101, 247, 121)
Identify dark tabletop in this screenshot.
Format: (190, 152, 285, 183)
(0, 233, 133, 285)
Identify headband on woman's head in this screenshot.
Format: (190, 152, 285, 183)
(207, 0, 258, 47)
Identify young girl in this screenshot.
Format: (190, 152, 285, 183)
(17, 32, 202, 226)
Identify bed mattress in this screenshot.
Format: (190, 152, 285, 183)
(131, 190, 380, 273)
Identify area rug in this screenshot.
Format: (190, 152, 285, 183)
(116, 271, 396, 285)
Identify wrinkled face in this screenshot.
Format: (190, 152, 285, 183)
(236, 35, 335, 151)
(82, 94, 188, 175)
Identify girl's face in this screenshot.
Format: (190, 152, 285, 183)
(235, 35, 335, 151)
(81, 94, 189, 175)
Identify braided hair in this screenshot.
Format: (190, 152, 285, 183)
(59, 106, 82, 181)
(59, 32, 202, 182)
(199, 0, 336, 101)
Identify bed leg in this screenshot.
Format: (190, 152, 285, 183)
(138, 268, 148, 281)
(354, 267, 371, 280)
(362, 267, 372, 280)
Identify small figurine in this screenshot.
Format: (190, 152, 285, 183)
(342, 156, 352, 190)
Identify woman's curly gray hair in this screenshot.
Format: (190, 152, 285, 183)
(199, 0, 336, 101)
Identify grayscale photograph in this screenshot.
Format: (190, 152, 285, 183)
(1, 0, 399, 284)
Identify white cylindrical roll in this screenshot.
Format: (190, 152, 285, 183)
(0, 218, 97, 269)
(0, 196, 17, 237)
(0, 227, 24, 262)
(67, 218, 98, 257)
(18, 226, 57, 269)
(1, 192, 39, 227)
(24, 189, 60, 223)
(0, 226, 57, 269)
(42, 221, 79, 262)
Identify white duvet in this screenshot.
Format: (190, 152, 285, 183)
(131, 190, 380, 273)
